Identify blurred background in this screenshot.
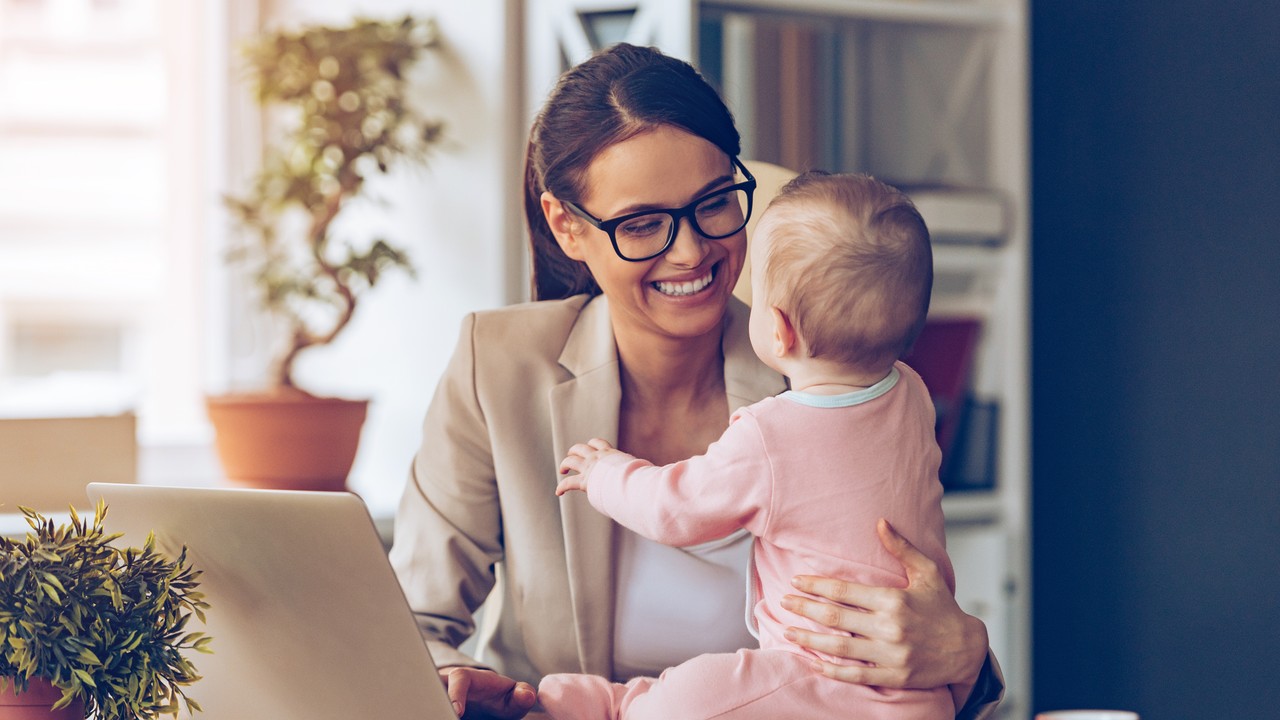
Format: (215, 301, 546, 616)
(0, 0, 1276, 718)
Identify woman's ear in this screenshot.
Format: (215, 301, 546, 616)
(769, 306, 798, 358)
(541, 191, 587, 261)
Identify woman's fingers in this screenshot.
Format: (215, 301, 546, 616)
(443, 667, 472, 717)
(784, 625, 871, 661)
(789, 574, 892, 614)
(781, 591, 886, 640)
(876, 518, 943, 590)
(496, 682, 538, 718)
(440, 668, 537, 719)
(810, 658, 908, 688)
(781, 626, 914, 686)
(787, 521, 942, 612)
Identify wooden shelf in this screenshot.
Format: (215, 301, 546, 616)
(943, 490, 1004, 525)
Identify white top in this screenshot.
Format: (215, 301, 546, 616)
(611, 527, 756, 680)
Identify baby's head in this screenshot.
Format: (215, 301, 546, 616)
(748, 171, 932, 378)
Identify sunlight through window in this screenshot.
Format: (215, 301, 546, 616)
(0, 0, 218, 463)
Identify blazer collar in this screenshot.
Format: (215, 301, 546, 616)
(557, 293, 616, 377)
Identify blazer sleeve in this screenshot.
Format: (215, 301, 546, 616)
(957, 651, 1006, 720)
(389, 313, 502, 671)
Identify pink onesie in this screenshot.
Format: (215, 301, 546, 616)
(538, 362, 955, 720)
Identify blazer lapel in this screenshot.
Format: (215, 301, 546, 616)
(549, 295, 620, 678)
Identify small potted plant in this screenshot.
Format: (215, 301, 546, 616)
(0, 504, 211, 720)
(209, 15, 445, 491)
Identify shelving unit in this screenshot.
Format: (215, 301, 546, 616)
(525, 1, 1029, 714)
(698, 4, 1030, 713)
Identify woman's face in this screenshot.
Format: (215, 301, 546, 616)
(546, 125, 747, 343)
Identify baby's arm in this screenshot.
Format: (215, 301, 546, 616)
(557, 412, 774, 547)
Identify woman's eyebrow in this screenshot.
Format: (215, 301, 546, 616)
(610, 172, 735, 216)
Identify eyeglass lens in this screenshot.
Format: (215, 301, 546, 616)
(614, 187, 750, 260)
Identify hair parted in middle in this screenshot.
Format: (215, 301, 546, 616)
(758, 171, 933, 374)
(523, 43, 741, 301)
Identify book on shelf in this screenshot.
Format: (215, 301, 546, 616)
(902, 318, 996, 491)
(898, 183, 1010, 245)
(942, 398, 999, 492)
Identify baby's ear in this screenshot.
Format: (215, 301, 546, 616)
(770, 306, 798, 358)
(541, 192, 587, 261)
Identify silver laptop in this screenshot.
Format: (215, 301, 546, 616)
(85, 483, 455, 720)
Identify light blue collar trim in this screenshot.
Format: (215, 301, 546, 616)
(782, 366, 900, 408)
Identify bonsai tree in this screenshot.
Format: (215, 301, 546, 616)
(225, 15, 445, 390)
(0, 504, 211, 718)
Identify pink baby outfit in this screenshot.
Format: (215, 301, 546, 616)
(539, 362, 955, 720)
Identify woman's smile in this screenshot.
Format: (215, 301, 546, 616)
(651, 262, 718, 297)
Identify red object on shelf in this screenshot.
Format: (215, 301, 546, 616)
(903, 318, 983, 464)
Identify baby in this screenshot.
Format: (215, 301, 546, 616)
(539, 172, 955, 720)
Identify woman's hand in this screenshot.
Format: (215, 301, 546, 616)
(780, 519, 988, 695)
(439, 667, 537, 719)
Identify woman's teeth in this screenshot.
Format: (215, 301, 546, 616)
(653, 269, 714, 296)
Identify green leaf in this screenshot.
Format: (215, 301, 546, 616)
(40, 572, 67, 593)
(41, 583, 61, 605)
(51, 690, 76, 710)
(72, 668, 96, 687)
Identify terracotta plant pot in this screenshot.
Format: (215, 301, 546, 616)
(206, 390, 369, 492)
(0, 678, 84, 720)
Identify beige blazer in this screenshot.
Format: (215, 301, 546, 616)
(388, 293, 1002, 718)
(389, 293, 785, 683)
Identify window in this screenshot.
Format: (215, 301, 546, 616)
(0, 0, 221, 472)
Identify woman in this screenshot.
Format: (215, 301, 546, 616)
(389, 43, 1000, 719)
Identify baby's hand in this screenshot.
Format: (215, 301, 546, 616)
(556, 438, 616, 496)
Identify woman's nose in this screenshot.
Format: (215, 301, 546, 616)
(663, 218, 710, 268)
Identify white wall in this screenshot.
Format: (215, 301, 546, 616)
(250, 0, 525, 514)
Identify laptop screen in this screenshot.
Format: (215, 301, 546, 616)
(86, 483, 456, 719)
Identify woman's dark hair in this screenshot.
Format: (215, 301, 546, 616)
(524, 43, 741, 300)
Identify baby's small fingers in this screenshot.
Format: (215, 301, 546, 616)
(556, 475, 585, 496)
(587, 438, 614, 451)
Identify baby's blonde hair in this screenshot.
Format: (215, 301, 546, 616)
(759, 172, 932, 374)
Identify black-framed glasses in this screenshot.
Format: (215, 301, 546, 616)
(562, 157, 757, 262)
